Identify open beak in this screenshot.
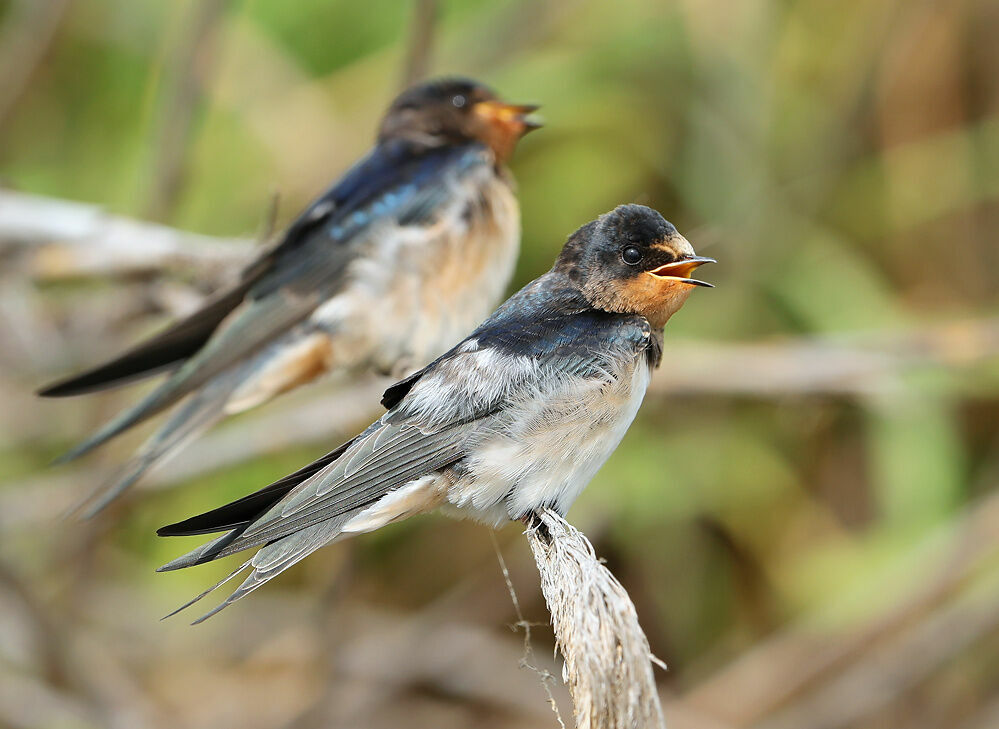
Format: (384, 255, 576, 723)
(473, 100, 543, 136)
(647, 255, 716, 288)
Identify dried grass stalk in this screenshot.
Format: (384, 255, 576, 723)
(525, 509, 666, 729)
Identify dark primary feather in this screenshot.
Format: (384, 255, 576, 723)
(48, 141, 494, 464)
(37, 279, 256, 397)
(225, 421, 476, 552)
(156, 418, 480, 592)
(157, 437, 356, 537)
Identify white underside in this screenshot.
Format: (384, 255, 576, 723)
(220, 167, 519, 415)
(310, 168, 519, 377)
(341, 474, 444, 533)
(330, 358, 651, 532)
(447, 361, 650, 525)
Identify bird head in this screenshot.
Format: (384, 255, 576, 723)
(378, 77, 541, 162)
(557, 204, 715, 328)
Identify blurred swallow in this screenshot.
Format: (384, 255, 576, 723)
(157, 204, 714, 622)
(37, 77, 540, 515)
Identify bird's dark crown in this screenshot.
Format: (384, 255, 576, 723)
(377, 77, 538, 162)
(556, 204, 680, 275)
(387, 78, 496, 114)
(555, 204, 713, 328)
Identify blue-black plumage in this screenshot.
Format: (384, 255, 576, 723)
(158, 204, 714, 622)
(38, 78, 539, 514)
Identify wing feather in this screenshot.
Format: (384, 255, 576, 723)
(233, 422, 480, 547)
(47, 142, 492, 462)
(37, 280, 256, 397)
(159, 276, 660, 619)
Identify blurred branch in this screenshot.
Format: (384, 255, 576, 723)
(327, 606, 566, 726)
(143, 0, 229, 221)
(0, 189, 989, 354)
(525, 510, 666, 729)
(0, 0, 73, 134)
(754, 573, 999, 729)
(0, 559, 71, 688)
(654, 319, 999, 397)
(959, 694, 999, 729)
(402, 0, 438, 87)
(0, 189, 248, 279)
(0, 673, 93, 729)
(5, 192, 995, 396)
(1, 377, 389, 529)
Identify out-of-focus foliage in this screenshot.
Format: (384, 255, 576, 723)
(1, 1, 998, 728)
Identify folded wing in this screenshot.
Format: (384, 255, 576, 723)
(46, 142, 493, 464)
(158, 281, 657, 622)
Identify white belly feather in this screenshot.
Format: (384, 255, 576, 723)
(309, 168, 519, 376)
(448, 359, 651, 524)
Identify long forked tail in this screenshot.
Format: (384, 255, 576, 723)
(179, 519, 352, 624)
(69, 327, 344, 515)
(53, 295, 323, 466)
(74, 370, 246, 517)
(37, 280, 255, 398)
(155, 438, 358, 623)
(53, 369, 204, 467)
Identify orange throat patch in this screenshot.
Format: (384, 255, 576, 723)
(584, 274, 694, 329)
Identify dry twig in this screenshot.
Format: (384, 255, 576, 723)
(0, 190, 247, 279)
(525, 509, 666, 729)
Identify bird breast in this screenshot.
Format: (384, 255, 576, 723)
(311, 166, 520, 376)
(447, 354, 651, 525)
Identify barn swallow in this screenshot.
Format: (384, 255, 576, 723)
(157, 204, 714, 622)
(37, 77, 539, 515)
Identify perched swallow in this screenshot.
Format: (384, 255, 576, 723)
(38, 77, 539, 514)
(157, 204, 714, 622)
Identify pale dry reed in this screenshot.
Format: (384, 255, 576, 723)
(525, 509, 666, 729)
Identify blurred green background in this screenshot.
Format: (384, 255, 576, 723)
(2, 0, 998, 727)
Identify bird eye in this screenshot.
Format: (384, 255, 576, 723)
(622, 246, 643, 265)
(451, 94, 467, 108)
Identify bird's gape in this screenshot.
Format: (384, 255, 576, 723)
(639, 255, 715, 327)
(602, 273, 696, 329)
(470, 101, 541, 163)
(583, 253, 715, 329)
